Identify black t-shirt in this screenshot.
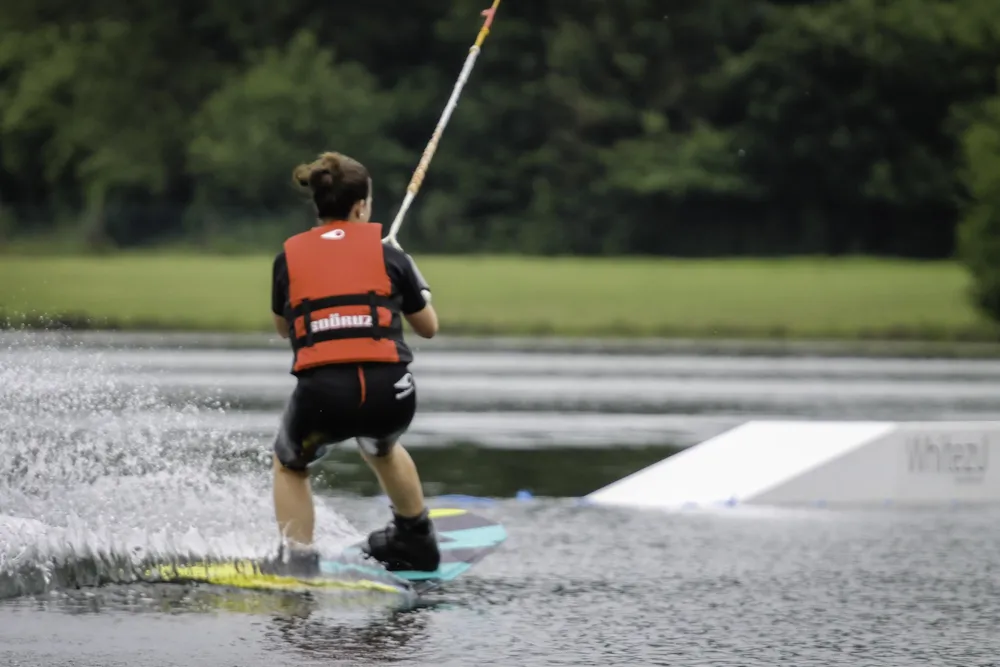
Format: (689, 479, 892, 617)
(271, 243, 431, 365)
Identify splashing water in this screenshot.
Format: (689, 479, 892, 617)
(0, 332, 361, 599)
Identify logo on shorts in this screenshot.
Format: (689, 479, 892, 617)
(394, 373, 414, 400)
(310, 313, 372, 333)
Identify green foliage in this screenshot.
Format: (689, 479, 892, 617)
(1, 0, 1000, 288)
(185, 30, 409, 241)
(957, 72, 1000, 320)
(702, 0, 1000, 255)
(0, 5, 233, 245)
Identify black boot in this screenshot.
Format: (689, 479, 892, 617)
(363, 508, 441, 572)
(260, 544, 320, 579)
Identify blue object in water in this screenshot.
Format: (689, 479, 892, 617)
(515, 489, 534, 501)
(379, 493, 497, 507)
(432, 494, 497, 506)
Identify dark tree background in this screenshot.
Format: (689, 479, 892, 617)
(1, 0, 999, 273)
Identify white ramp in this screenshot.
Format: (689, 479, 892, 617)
(586, 420, 1000, 509)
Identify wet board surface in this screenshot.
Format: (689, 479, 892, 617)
(150, 508, 507, 596)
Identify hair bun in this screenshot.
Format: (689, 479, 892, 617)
(291, 151, 370, 220)
(294, 153, 347, 191)
(292, 164, 311, 189)
(310, 168, 334, 189)
(321, 153, 345, 178)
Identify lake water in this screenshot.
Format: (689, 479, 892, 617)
(2, 331, 999, 666)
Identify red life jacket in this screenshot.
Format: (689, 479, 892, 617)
(283, 221, 403, 372)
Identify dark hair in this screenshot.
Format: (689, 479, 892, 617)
(292, 151, 371, 220)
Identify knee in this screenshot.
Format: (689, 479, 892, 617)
(273, 452, 308, 476)
(357, 436, 396, 459)
(273, 427, 321, 472)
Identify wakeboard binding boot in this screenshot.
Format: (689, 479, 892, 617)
(363, 507, 441, 572)
(260, 543, 321, 579)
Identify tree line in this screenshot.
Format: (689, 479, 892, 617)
(1, 0, 999, 271)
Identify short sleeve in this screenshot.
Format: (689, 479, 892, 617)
(384, 245, 431, 315)
(271, 252, 288, 316)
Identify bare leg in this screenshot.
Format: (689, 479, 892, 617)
(360, 441, 439, 571)
(360, 443, 426, 517)
(272, 454, 315, 548)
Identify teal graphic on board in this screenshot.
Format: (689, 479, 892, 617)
(149, 508, 507, 596)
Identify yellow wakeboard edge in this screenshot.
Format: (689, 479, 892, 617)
(143, 507, 489, 595)
(427, 508, 466, 518)
(147, 561, 405, 595)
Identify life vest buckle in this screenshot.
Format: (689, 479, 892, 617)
(301, 298, 313, 346)
(368, 291, 381, 341)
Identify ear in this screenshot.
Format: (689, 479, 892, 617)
(355, 197, 371, 222)
(350, 199, 365, 221)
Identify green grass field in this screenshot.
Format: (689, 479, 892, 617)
(0, 254, 995, 340)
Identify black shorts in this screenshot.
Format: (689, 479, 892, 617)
(273, 362, 417, 470)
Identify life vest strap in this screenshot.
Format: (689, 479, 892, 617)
(290, 293, 396, 318)
(293, 326, 404, 349)
(292, 291, 401, 351)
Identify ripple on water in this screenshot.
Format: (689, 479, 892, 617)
(3, 333, 1000, 666)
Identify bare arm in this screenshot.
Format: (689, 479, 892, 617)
(273, 313, 290, 339)
(387, 247, 438, 338)
(405, 302, 439, 338)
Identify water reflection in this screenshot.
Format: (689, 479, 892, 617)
(25, 583, 440, 665)
(9, 334, 1000, 666)
(312, 443, 683, 498)
(266, 603, 435, 664)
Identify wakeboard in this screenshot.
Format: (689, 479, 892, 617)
(149, 507, 506, 596)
